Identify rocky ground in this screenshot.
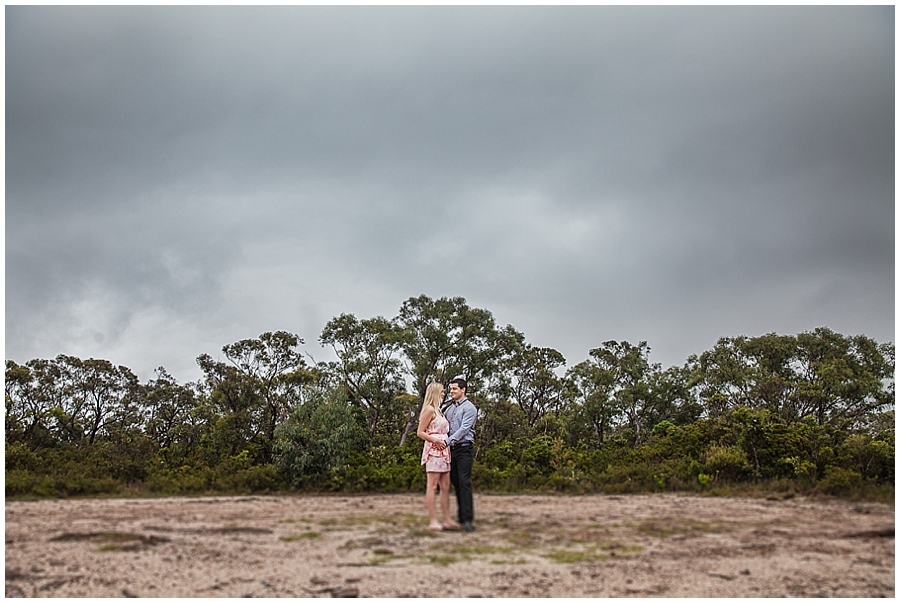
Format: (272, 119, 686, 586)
(5, 492, 894, 597)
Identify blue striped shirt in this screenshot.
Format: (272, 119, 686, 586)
(444, 397, 477, 447)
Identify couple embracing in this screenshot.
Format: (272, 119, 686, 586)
(416, 376, 476, 532)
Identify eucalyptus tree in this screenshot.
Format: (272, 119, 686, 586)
(72, 356, 142, 444)
(197, 331, 312, 460)
(5, 359, 62, 448)
(695, 337, 758, 417)
(564, 358, 617, 446)
(196, 350, 263, 460)
(501, 343, 566, 427)
(222, 331, 312, 440)
(589, 340, 663, 445)
(273, 388, 368, 487)
(646, 361, 704, 428)
(36, 355, 143, 445)
(791, 328, 893, 426)
(143, 367, 209, 465)
(6, 358, 82, 445)
(319, 313, 408, 438)
(394, 295, 514, 445)
(695, 329, 894, 427)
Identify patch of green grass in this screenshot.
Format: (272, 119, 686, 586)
(504, 530, 539, 547)
(425, 554, 459, 566)
(570, 528, 612, 543)
(280, 518, 313, 524)
(281, 531, 321, 541)
(602, 542, 644, 556)
(99, 543, 145, 552)
(634, 519, 733, 538)
(52, 531, 169, 552)
(449, 544, 513, 556)
(369, 548, 396, 565)
(320, 513, 421, 531)
(339, 536, 387, 550)
(98, 532, 144, 542)
(542, 540, 644, 564)
(635, 521, 679, 538)
(407, 528, 443, 538)
(420, 542, 515, 565)
(544, 549, 609, 564)
(51, 531, 134, 543)
(99, 544, 124, 552)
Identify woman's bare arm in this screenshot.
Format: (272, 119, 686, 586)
(417, 407, 438, 443)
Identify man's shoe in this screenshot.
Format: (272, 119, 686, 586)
(462, 522, 474, 532)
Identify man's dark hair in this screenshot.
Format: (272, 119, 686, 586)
(450, 377, 467, 391)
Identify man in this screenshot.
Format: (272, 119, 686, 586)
(441, 375, 477, 532)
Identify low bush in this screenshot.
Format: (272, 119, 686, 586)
(6, 407, 894, 500)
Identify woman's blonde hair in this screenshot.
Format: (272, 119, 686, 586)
(419, 382, 444, 419)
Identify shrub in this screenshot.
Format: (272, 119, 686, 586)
(274, 394, 368, 487)
(145, 465, 213, 494)
(332, 445, 424, 492)
(841, 434, 894, 482)
(818, 466, 863, 495)
(702, 445, 752, 481)
(5, 442, 42, 472)
(214, 462, 281, 493)
(520, 436, 556, 478)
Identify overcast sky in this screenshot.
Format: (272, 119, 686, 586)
(6, 6, 895, 384)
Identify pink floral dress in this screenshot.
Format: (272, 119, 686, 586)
(421, 412, 451, 473)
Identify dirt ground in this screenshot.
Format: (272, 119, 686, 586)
(5, 492, 894, 597)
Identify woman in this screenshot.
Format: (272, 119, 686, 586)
(417, 381, 452, 530)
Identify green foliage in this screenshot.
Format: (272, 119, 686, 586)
(818, 466, 863, 495)
(696, 329, 894, 427)
(4, 309, 894, 500)
(332, 444, 425, 492)
(273, 390, 368, 487)
(319, 313, 407, 439)
(702, 445, 752, 481)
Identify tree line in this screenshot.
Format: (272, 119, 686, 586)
(5, 295, 895, 498)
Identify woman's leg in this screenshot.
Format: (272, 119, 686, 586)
(425, 472, 442, 529)
(438, 471, 452, 526)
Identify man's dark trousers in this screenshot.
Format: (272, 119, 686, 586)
(450, 443, 474, 525)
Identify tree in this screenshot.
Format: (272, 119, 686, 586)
(501, 344, 566, 427)
(564, 358, 616, 447)
(476, 397, 530, 448)
(5, 360, 57, 447)
(647, 362, 704, 428)
(589, 341, 660, 445)
(319, 314, 407, 438)
(273, 389, 367, 487)
(196, 352, 261, 459)
(196, 331, 313, 462)
(696, 329, 894, 427)
(791, 328, 894, 426)
(48, 355, 141, 445)
(222, 331, 312, 441)
(143, 367, 209, 465)
(695, 337, 759, 417)
(395, 295, 510, 445)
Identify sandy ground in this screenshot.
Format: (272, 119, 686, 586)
(5, 492, 894, 598)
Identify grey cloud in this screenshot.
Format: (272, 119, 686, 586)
(6, 6, 893, 380)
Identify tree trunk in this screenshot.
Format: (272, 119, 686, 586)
(399, 375, 430, 446)
(398, 397, 423, 447)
